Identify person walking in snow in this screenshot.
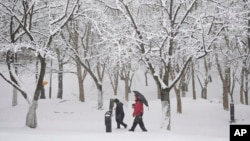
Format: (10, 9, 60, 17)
(129, 95, 147, 132)
(114, 98, 127, 129)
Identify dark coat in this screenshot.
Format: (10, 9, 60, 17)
(115, 102, 125, 121)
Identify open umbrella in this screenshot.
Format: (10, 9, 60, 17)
(133, 90, 148, 107)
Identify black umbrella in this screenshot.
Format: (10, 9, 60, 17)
(133, 90, 149, 107)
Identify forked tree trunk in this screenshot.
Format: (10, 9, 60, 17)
(171, 66, 184, 114)
(108, 68, 119, 96)
(26, 55, 46, 128)
(121, 65, 132, 102)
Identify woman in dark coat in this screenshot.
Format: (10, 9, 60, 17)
(114, 98, 127, 129)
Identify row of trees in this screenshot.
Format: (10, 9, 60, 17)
(0, 0, 249, 131)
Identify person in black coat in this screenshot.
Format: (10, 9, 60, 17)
(114, 98, 127, 129)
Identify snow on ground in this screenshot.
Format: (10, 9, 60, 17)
(1, 93, 250, 141)
(0, 70, 250, 141)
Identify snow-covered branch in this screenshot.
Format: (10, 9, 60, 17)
(0, 73, 31, 104)
(49, 0, 70, 25)
(175, 0, 197, 35)
(49, 0, 80, 36)
(0, 43, 56, 59)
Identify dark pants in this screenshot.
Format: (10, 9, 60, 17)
(116, 114, 127, 128)
(40, 87, 46, 99)
(130, 115, 147, 131)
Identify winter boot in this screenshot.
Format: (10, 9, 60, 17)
(122, 123, 127, 128)
(129, 122, 137, 131)
(117, 123, 120, 129)
(128, 128, 134, 131)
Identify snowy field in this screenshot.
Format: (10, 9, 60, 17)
(0, 71, 250, 141)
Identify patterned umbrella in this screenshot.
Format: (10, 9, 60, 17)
(133, 90, 148, 107)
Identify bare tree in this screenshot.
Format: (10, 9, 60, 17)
(0, 0, 79, 128)
(113, 0, 227, 130)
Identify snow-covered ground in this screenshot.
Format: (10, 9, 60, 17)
(0, 70, 250, 141)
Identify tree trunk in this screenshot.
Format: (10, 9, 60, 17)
(240, 67, 244, 104)
(49, 60, 53, 99)
(57, 62, 63, 99)
(12, 88, 18, 106)
(35, 59, 39, 82)
(181, 83, 187, 97)
(203, 57, 209, 99)
(244, 67, 249, 105)
(128, 73, 134, 94)
(12, 53, 18, 106)
(171, 65, 183, 114)
(57, 49, 63, 99)
(215, 53, 229, 110)
(157, 68, 163, 99)
(144, 72, 148, 86)
(26, 55, 46, 128)
(222, 67, 230, 110)
(191, 62, 196, 100)
(121, 65, 131, 102)
(109, 69, 119, 96)
(77, 62, 86, 102)
(157, 85, 161, 99)
(97, 63, 105, 109)
(172, 77, 183, 114)
(125, 75, 129, 101)
(246, 12, 250, 105)
(201, 87, 207, 99)
(176, 89, 182, 113)
(222, 81, 229, 110)
(113, 72, 119, 96)
(160, 89, 171, 131)
(26, 100, 38, 128)
(97, 84, 103, 110)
